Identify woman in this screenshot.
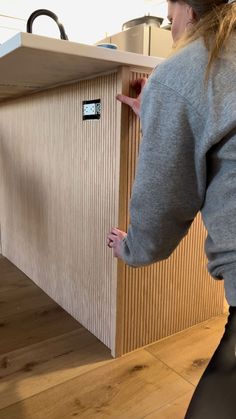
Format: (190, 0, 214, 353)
(107, 0, 236, 417)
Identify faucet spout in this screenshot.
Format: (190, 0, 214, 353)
(26, 9, 68, 41)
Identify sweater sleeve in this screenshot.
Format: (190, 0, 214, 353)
(120, 78, 206, 267)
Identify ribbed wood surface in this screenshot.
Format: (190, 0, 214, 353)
(116, 71, 224, 355)
(0, 72, 121, 350)
(0, 67, 225, 358)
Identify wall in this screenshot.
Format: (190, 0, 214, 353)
(0, 0, 168, 45)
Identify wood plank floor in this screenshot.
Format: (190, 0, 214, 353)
(0, 255, 228, 419)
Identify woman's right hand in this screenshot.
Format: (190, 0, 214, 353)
(116, 77, 147, 117)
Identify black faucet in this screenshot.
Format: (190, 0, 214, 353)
(26, 9, 68, 41)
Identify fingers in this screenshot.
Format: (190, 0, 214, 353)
(131, 77, 148, 85)
(106, 231, 116, 249)
(111, 227, 121, 234)
(130, 78, 147, 94)
(116, 94, 134, 107)
(106, 230, 119, 246)
(111, 227, 126, 239)
(116, 78, 147, 105)
(107, 232, 115, 242)
(116, 95, 140, 117)
(106, 228, 127, 249)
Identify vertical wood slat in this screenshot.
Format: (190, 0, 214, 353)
(117, 70, 224, 356)
(0, 72, 121, 351)
(0, 66, 225, 359)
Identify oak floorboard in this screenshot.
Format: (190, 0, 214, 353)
(0, 328, 112, 410)
(146, 313, 227, 385)
(0, 255, 228, 419)
(0, 258, 33, 293)
(143, 391, 194, 419)
(0, 304, 81, 355)
(0, 349, 193, 419)
(0, 285, 57, 319)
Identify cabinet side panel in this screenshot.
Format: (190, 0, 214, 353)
(118, 70, 224, 356)
(0, 73, 120, 350)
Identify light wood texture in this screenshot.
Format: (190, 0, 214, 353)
(0, 328, 112, 410)
(0, 256, 228, 419)
(224, 297, 229, 313)
(0, 32, 162, 102)
(0, 65, 225, 357)
(144, 391, 195, 419)
(114, 69, 225, 355)
(146, 313, 227, 386)
(0, 257, 32, 292)
(0, 350, 193, 419)
(0, 304, 81, 356)
(0, 72, 121, 351)
(0, 285, 57, 319)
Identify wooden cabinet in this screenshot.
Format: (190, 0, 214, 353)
(0, 33, 224, 357)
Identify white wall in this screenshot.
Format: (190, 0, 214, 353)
(0, 0, 168, 45)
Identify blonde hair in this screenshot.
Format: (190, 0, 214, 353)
(172, 0, 236, 80)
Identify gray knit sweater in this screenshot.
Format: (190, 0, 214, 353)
(120, 35, 236, 306)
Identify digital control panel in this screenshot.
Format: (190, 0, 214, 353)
(82, 99, 101, 120)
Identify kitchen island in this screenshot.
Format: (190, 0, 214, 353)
(0, 33, 224, 357)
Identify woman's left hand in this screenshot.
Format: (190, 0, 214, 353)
(107, 228, 127, 259)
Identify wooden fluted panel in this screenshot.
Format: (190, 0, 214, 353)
(116, 70, 224, 356)
(0, 72, 121, 350)
(0, 66, 225, 359)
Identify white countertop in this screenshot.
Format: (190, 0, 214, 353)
(0, 32, 163, 102)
